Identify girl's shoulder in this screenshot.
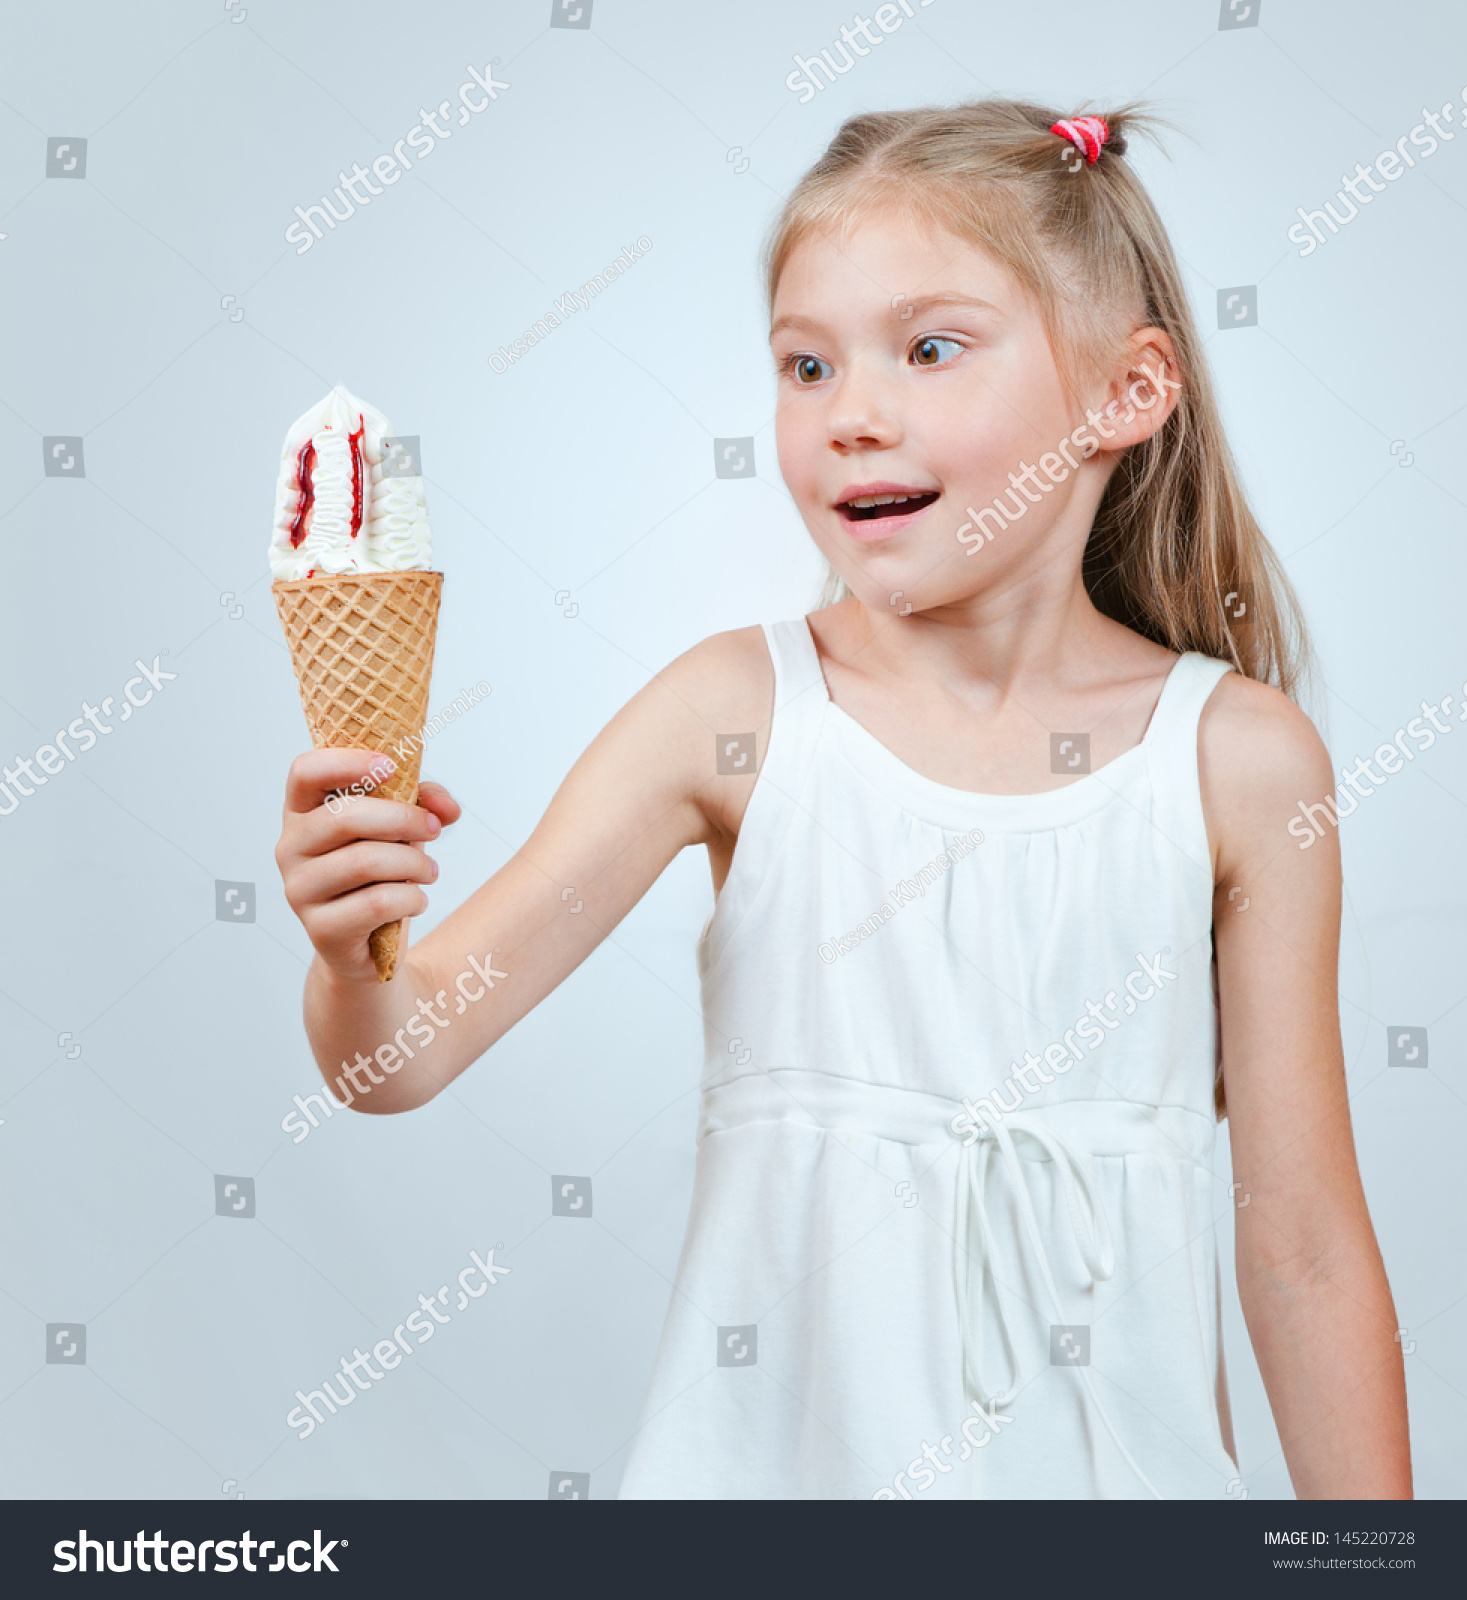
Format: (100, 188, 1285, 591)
(1197, 670, 1335, 874)
(660, 623, 775, 731)
(1199, 670, 1328, 781)
(653, 624, 776, 845)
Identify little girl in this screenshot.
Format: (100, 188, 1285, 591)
(276, 100, 1410, 1499)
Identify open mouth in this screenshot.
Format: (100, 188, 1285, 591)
(837, 490, 940, 524)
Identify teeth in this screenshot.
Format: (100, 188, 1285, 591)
(848, 493, 918, 508)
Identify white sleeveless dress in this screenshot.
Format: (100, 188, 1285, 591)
(618, 619, 1241, 1499)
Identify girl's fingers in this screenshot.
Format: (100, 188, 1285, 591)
(285, 748, 397, 814)
(301, 881, 432, 957)
(278, 751, 443, 976)
(293, 795, 443, 857)
(417, 781, 462, 826)
(288, 840, 438, 908)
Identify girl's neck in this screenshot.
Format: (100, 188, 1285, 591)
(829, 548, 1140, 698)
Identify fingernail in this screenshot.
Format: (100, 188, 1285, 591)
(381, 758, 396, 773)
(430, 859, 440, 880)
(427, 814, 441, 836)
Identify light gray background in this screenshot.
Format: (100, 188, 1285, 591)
(1, 0, 1463, 1500)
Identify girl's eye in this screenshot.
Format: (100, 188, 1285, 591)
(788, 354, 833, 384)
(911, 336, 963, 368)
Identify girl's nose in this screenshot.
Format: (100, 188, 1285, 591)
(826, 367, 902, 453)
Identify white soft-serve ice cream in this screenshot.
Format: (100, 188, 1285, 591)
(269, 384, 432, 580)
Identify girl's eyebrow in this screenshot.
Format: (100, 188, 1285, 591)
(769, 293, 1002, 342)
(895, 292, 1003, 318)
(768, 312, 827, 342)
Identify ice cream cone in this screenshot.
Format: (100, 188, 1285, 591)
(273, 569, 443, 982)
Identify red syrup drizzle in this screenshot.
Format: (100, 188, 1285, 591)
(348, 416, 365, 539)
(288, 439, 316, 549)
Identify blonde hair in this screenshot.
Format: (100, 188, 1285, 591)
(764, 98, 1310, 700)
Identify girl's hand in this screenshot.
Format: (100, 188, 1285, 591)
(275, 749, 460, 982)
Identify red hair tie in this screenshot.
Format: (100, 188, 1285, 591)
(1050, 115, 1110, 165)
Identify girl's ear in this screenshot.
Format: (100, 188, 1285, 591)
(1091, 328, 1182, 452)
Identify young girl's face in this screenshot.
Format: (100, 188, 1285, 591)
(771, 207, 1103, 612)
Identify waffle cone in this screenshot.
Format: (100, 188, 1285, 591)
(274, 569, 443, 982)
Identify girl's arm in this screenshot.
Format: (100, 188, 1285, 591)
(1201, 676, 1411, 1499)
(275, 627, 772, 1114)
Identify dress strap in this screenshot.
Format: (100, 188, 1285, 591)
(1141, 651, 1235, 876)
(756, 619, 831, 796)
(701, 621, 832, 975)
(1145, 652, 1234, 747)
(762, 618, 829, 714)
